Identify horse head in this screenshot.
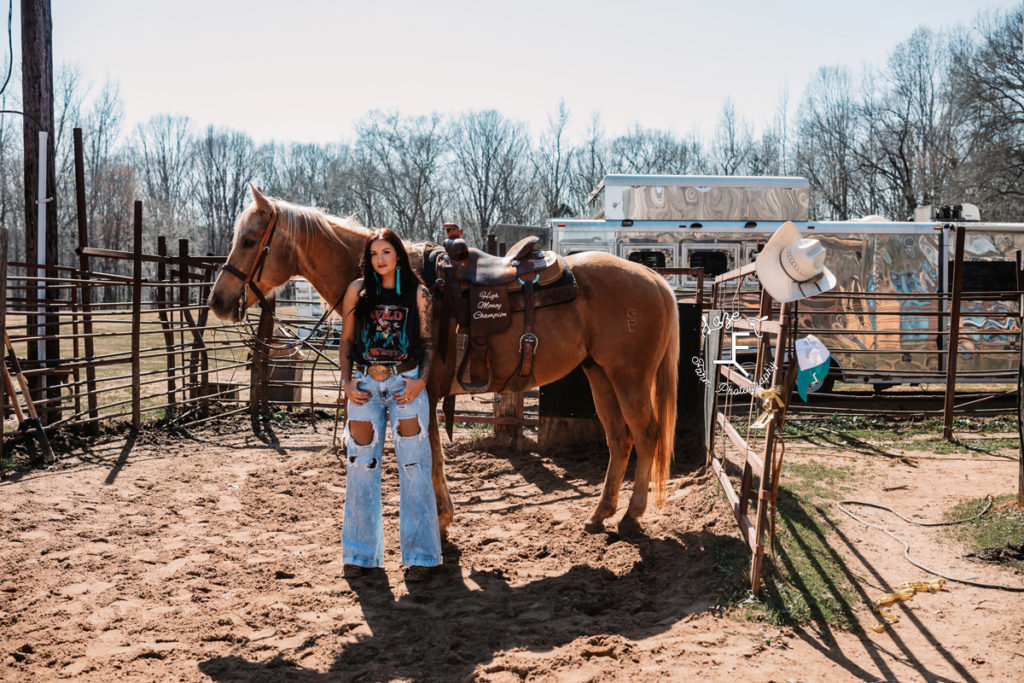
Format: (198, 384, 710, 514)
(208, 184, 299, 321)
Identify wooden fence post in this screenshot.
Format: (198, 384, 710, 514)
(1017, 251, 1024, 507)
(131, 201, 142, 431)
(196, 258, 213, 418)
(157, 236, 176, 420)
(178, 239, 191, 402)
(251, 300, 275, 420)
(489, 235, 524, 445)
(73, 127, 98, 433)
(22, 1, 61, 425)
(1, 226, 7, 441)
(943, 225, 965, 441)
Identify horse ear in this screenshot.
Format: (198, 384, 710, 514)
(250, 183, 271, 214)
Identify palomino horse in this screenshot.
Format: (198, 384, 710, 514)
(208, 186, 679, 537)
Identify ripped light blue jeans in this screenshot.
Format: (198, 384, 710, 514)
(342, 366, 441, 569)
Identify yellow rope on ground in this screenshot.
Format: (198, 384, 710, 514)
(869, 579, 947, 632)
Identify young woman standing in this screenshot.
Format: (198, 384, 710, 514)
(337, 228, 440, 582)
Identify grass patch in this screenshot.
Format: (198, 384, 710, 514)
(922, 416, 1018, 434)
(0, 453, 24, 478)
(784, 461, 857, 501)
(4, 311, 255, 425)
(756, 495, 859, 628)
(712, 462, 860, 628)
(455, 423, 495, 442)
(888, 437, 1019, 455)
(782, 415, 1021, 455)
(782, 414, 894, 441)
(945, 495, 1024, 573)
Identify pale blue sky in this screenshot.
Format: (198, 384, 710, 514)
(23, 1, 1013, 144)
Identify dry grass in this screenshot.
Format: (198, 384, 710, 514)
(3, 310, 252, 426)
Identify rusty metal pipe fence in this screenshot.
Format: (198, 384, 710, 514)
(1, 252, 355, 436)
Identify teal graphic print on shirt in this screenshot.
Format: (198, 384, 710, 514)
(361, 303, 410, 362)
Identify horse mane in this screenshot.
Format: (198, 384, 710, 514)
(269, 197, 369, 245)
(250, 196, 372, 273)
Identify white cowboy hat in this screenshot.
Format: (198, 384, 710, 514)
(755, 221, 836, 302)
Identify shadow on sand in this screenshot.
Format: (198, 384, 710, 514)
(198, 530, 742, 682)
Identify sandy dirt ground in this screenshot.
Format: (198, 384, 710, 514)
(2, 411, 1023, 682)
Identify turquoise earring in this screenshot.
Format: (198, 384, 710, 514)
(396, 266, 402, 295)
(373, 271, 381, 295)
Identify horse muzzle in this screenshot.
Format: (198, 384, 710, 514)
(207, 289, 245, 322)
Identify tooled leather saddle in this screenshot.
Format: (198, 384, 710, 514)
(432, 232, 578, 394)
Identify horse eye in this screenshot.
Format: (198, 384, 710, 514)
(243, 238, 256, 248)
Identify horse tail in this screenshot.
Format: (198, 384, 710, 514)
(651, 281, 679, 507)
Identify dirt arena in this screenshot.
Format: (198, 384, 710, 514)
(2, 411, 1022, 682)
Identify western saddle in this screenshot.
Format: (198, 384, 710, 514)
(434, 231, 578, 393)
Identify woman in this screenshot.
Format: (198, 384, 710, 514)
(337, 228, 440, 582)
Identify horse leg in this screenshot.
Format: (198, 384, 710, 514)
(582, 365, 634, 534)
(427, 398, 454, 542)
(603, 372, 663, 536)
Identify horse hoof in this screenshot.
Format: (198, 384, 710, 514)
(617, 515, 644, 537)
(583, 519, 605, 534)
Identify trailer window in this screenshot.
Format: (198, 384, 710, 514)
(949, 260, 1017, 293)
(688, 250, 730, 277)
(626, 250, 667, 269)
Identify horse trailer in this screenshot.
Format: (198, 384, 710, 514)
(549, 174, 1024, 387)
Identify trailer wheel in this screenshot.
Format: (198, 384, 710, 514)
(805, 358, 838, 394)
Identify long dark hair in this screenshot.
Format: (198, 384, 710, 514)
(354, 228, 424, 324)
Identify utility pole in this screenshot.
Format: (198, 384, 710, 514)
(21, 0, 60, 424)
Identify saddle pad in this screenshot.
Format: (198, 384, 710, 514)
(469, 284, 512, 334)
(508, 266, 579, 312)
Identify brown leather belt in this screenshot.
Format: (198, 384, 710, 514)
(355, 359, 418, 381)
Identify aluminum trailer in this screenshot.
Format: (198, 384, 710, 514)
(551, 174, 1024, 386)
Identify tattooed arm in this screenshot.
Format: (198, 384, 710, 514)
(399, 284, 432, 403)
(417, 284, 434, 383)
(338, 279, 370, 405)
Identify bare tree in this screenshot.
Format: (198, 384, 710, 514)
(267, 141, 356, 216)
(949, 6, 1024, 220)
(795, 66, 861, 219)
(355, 111, 449, 240)
(51, 65, 87, 262)
(609, 125, 705, 176)
(193, 126, 272, 254)
(569, 112, 607, 216)
(132, 114, 195, 240)
(533, 100, 574, 218)
(449, 109, 531, 246)
(0, 58, 23, 259)
(750, 87, 796, 177)
(346, 143, 388, 229)
(710, 99, 754, 175)
(857, 27, 964, 218)
(90, 158, 138, 303)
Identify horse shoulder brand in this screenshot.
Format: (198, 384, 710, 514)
(626, 308, 639, 332)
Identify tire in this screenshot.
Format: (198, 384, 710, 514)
(805, 358, 838, 394)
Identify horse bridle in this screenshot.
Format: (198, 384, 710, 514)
(219, 202, 280, 317)
(217, 201, 347, 365)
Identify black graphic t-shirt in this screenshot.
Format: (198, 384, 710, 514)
(355, 287, 421, 364)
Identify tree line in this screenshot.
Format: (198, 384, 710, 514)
(0, 6, 1020, 273)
